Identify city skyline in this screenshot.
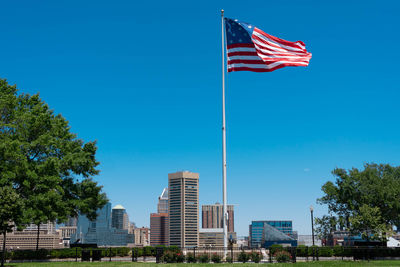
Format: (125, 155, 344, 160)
(1, 0, 399, 237)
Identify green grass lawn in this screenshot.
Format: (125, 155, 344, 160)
(5, 261, 400, 267)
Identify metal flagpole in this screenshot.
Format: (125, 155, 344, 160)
(221, 9, 228, 258)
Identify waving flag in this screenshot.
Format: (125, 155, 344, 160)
(225, 18, 312, 72)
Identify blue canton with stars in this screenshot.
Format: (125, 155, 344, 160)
(225, 18, 255, 45)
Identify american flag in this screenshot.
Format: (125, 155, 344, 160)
(225, 18, 312, 72)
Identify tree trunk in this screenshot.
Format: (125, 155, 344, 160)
(36, 223, 40, 251)
(1, 231, 6, 267)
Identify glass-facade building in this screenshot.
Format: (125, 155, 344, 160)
(249, 220, 296, 248)
(70, 202, 134, 246)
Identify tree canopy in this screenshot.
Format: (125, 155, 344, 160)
(0, 78, 108, 235)
(316, 163, 400, 242)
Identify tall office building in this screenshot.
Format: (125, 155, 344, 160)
(168, 171, 199, 248)
(70, 203, 134, 246)
(112, 204, 129, 230)
(158, 188, 169, 213)
(150, 213, 169, 246)
(202, 203, 234, 233)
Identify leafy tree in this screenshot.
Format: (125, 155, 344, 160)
(0, 186, 25, 267)
(0, 78, 107, 249)
(349, 204, 393, 242)
(314, 215, 336, 245)
(317, 164, 400, 242)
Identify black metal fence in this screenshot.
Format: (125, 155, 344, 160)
(2, 246, 400, 263)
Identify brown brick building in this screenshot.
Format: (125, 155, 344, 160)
(202, 203, 234, 233)
(150, 213, 169, 246)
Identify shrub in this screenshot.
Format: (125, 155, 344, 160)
(143, 246, 154, 256)
(161, 250, 177, 263)
(197, 254, 210, 263)
(296, 245, 308, 257)
(250, 251, 262, 263)
(225, 256, 233, 263)
(176, 252, 185, 263)
(12, 249, 49, 260)
(211, 253, 222, 263)
(186, 252, 196, 263)
(274, 250, 291, 263)
(318, 246, 333, 257)
(269, 244, 283, 255)
(237, 251, 250, 263)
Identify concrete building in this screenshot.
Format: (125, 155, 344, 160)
(199, 228, 237, 247)
(158, 188, 169, 214)
(168, 171, 199, 248)
(202, 203, 234, 233)
(112, 204, 129, 230)
(24, 222, 56, 234)
(65, 217, 78, 227)
(70, 202, 134, 246)
(298, 235, 322, 246)
(59, 226, 77, 247)
(150, 213, 169, 246)
(134, 227, 149, 246)
(0, 230, 62, 250)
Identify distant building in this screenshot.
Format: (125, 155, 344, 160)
(158, 188, 169, 214)
(112, 204, 129, 230)
(261, 222, 297, 248)
(236, 236, 249, 248)
(59, 226, 77, 247)
(0, 230, 62, 250)
(65, 217, 78, 227)
(199, 228, 237, 247)
(150, 213, 169, 246)
(70, 202, 134, 246)
(25, 222, 56, 234)
(249, 220, 297, 248)
(202, 203, 234, 232)
(128, 222, 136, 234)
(168, 171, 199, 248)
(134, 227, 149, 246)
(298, 235, 322, 246)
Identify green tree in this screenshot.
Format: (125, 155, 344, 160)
(0, 186, 25, 267)
(0, 78, 108, 249)
(317, 164, 400, 241)
(349, 204, 392, 242)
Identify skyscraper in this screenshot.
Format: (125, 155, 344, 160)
(168, 171, 199, 248)
(157, 188, 168, 214)
(70, 203, 134, 246)
(202, 203, 234, 233)
(112, 204, 129, 230)
(150, 213, 169, 246)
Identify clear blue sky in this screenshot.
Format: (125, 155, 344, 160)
(1, 0, 400, 236)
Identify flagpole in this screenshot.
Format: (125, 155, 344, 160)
(221, 9, 228, 258)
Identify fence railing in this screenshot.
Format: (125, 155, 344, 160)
(2, 246, 400, 263)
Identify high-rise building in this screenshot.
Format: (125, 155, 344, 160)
(150, 213, 169, 246)
(112, 204, 129, 230)
(70, 203, 134, 246)
(168, 171, 199, 248)
(158, 188, 169, 213)
(202, 203, 234, 233)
